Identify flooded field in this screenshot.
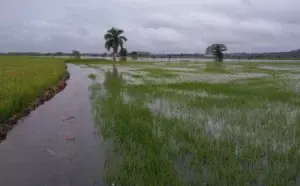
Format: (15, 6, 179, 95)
(1, 60, 300, 185)
(57, 55, 300, 63)
(90, 61, 300, 185)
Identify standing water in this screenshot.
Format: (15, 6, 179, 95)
(0, 64, 104, 186)
(79, 56, 300, 63)
(55, 56, 300, 63)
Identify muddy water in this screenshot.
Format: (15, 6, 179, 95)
(0, 64, 104, 186)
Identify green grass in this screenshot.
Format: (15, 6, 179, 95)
(64, 58, 113, 64)
(131, 74, 143, 78)
(140, 68, 178, 78)
(90, 62, 300, 185)
(91, 72, 182, 186)
(203, 62, 231, 73)
(128, 80, 295, 100)
(0, 56, 66, 123)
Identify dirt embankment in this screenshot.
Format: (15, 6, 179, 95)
(0, 66, 70, 141)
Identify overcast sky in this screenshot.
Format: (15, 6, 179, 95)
(0, 0, 299, 53)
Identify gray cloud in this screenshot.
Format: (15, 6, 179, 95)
(0, 0, 300, 53)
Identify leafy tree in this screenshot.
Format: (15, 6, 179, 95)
(102, 52, 108, 57)
(54, 52, 63, 56)
(119, 48, 128, 61)
(206, 44, 227, 62)
(72, 50, 81, 59)
(131, 51, 138, 60)
(104, 27, 127, 61)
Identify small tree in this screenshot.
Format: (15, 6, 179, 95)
(54, 52, 63, 56)
(119, 48, 128, 61)
(72, 50, 81, 59)
(102, 52, 108, 57)
(206, 44, 227, 62)
(131, 51, 138, 60)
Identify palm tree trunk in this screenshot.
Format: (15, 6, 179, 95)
(113, 47, 118, 62)
(112, 52, 116, 61)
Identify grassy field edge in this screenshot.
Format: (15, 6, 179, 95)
(0, 64, 70, 141)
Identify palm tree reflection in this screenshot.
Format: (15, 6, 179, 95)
(103, 64, 124, 99)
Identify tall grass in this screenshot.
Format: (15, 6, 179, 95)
(141, 68, 178, 78)
(203, 62, 231, 73)
(0, 56, 66, 123)
(64, 58, 113, 64)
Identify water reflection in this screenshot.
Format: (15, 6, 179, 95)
(91, 65, 184, 185)
(91, 65, 125, 185)
(103, 64, 124, 99)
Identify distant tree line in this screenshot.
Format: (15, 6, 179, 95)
(1, 50, 300, 60)
(2, 32, 300, 61)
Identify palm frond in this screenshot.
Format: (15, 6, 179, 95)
(118, 38, 125, 46)
(119, 36, 127, 42)
(105, 40, 113, 51)
(116, 29, 124, 36)
(108, 27, 118, 35)
(104, 33, 113, 40)
(119, 42, 123, 50)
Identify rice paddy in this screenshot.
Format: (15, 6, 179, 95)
(89, 60, 300, 185)
(2, 56, 300, 185)
(0, 56, 66, 124)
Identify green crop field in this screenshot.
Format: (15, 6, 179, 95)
(89, 61, 300, 185)
(0, 56, 66, 124)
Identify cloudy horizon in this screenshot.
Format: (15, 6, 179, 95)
(0, 0, 299, 54)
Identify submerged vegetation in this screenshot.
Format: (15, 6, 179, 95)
(90, 61, 300, 185)
(88, 73, 96, 80)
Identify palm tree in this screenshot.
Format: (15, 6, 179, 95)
(104, 27, 127, 61)
(206, 44, 227, 62)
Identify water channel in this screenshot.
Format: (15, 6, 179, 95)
(0, 64, 104, 186)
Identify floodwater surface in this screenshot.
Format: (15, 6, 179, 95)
(55, 56, 300, 63)
(0, 64, 104, 186)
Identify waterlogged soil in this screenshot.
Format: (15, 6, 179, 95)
(0, 64, 104, 186)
